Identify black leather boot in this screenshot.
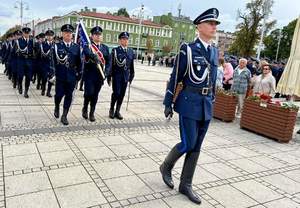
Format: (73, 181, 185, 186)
(24, 88, 29, 98)
(46, 82, 52, 97)
(61, 108, 69, 125)
(18, 84, 23, 95)
(114, 104, 123, 120)
(160, 145, 183, 189)
(109, 96, 116, 119)
(89, 105, 96, 122)
(54, 102, 60, 118)
(179, 152, 201, 204)
(82, 98, 89, 119)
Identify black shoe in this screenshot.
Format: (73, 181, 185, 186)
(18, 87, 23, 95)
(114, 105, 123, 120)
(179, 152, 201, 205)
(160, 146, 183, 189)
(41, 90, 45, 96)
(36, 85, 40, 90)
(61, 108, 69, 125)
(109, 108, 114, 119)
(79, 87, 83, 91)
(13, 82, 16, 89)
(82, 107, 88, 119)
(89, 112, 95, 122)
(24, 90, 29, 98)
(46, 92, 52, 97)
(54, 105, 59, 118)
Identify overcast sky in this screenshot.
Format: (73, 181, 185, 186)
(0, 0, 299, 35)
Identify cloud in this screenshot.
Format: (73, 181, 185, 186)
(56, 4, 82, 15)
(96, 6, 119, 13)
(218, 13, 238, 32)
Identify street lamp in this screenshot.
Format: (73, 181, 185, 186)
(136, 4, 144, 62)
(275, 29, 282, 62)
(14, 0, 29, 26)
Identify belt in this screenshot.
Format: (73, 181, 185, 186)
(184, 85, 212, 96)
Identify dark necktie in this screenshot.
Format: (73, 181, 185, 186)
(207, 45, 211, 60)
(124, 48, 127, 53)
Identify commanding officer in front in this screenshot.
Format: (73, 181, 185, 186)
(160, 8, 220, 204)
(108, 32, 134, 120)
(52, 24, 81, 125)
(82, 26, 111, 122)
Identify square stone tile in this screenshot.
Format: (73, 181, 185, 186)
(139, 141, 170, 153)
(283, 169, 300, 183)
(123, 157, 158, 174)
(248, 155, 286, 169)
(163, 195, 214, 208)
(193, 167, 220, 184)
(128, 134, 156, 143)
(264, 198, 300, 208)
(125, 199, 169, 208)
(4, 154, 43, 172)
(226, 146, 260, 157)
(5, 172, 51, 197)
(48, 166, 92, 188)
(41, 150, 78, 166)
(72, 137, 104, 148)
(246, 143, 280, 154)
(99, 135, 130, 146)
(105, 175, 153, 200)
(207, 148, 242, 160)
(109, 144, 142, 157)
(205, 184, 258, 208)
(37, 140, 70, 153)
(81, 146, 116, 160)
(55, 182, 106, 208)
(6, 190, 59, 208)
(3, 143, 38, 157)
(198, 152, 218, 164)
(93, 161, 134, 179)
(149, 132, 178, 141)
(263, 174, 300, 194)
(139, 171, 178, 192)
(232, 180, 282, 203)
(229, 158, 268, 173)
(202, 162, 242, 179)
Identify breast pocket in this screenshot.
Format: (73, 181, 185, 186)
(192, 56, 207, 73)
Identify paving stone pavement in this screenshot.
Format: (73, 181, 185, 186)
(0, 63, 300, 208)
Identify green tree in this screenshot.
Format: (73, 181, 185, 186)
(162, 44, 172, 55)
(263, 19, 297, 60)
(229, 0, 275, 57)
(0, 25, 21, 41)
(113, 8, 130, 18)
(160, 14, 174, 27)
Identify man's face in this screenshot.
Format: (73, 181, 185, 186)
(62, 31, 72, 42)
(23, 33, 30, 39)
(40, 38, 45, 42)
(239, 60, 247, 68)
(197, 21, 217, 39)
(119, 38, 129, 47)
(46, 36, 54, 42)
(92, 33, 102, 43)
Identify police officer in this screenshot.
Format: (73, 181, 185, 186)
(2, 33, 14, 81)
(15, 27, 34, 98)
(40, 30, 55, 97)
(108, 32, 134, 120)
(160, 8, 220, 204)
(33, 33, 45, 89)
(52, 24, 81, 125)
(82, 26, 111, 122)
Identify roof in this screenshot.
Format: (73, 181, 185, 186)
(79, 12, 165, 28)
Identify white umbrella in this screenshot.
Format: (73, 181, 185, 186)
(277, 16, 300, 96)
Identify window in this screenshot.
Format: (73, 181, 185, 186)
(182, 24, 186, 28)
(156, 29, 161, 36)
(169, 31, 172, 38)
(113, 34, 118, 43)
(142, 38, 146, 46)
(155, 40, 160, 47)
(135, 38, 139, 45)
(164, 40, 168, 46)
(129, 37, 133, 44)
(106, 22, 112, 30)
(189, 25, 193, 30)
(106, 34, 111, 42)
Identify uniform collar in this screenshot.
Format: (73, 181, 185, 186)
(63, 41, 72, 47)
(198, 37, 211, 51)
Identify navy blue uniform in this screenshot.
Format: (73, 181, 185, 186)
(164, 38, 218, 153)
(15, 37, 34, 96)
(82, 43, 111, 118)
(32, 41, 42, 88)
(40, 41, 54, 96)
(52, 41, 81, 110)
(109, 46, 135, 114)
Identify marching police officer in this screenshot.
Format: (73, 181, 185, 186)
(33, 33, 45, 89)
(108, 32, 134, 120)
(82, 26, 111, 122)
(2, 33, 14, 81)
(52, 24, 81, 125)
(160, 8, 220, 204)
(40, 30, 55, 97)
(15, 27, 34, 98)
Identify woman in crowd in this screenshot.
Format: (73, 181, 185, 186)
(223, 61, 234, 90)
(252, 63, 276, 97)
(216, 57, 225, 89)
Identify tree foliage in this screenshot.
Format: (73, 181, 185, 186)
(0, 25, 22, 41)
(113, 8, 130, 18)
(229, 0, 275, 57)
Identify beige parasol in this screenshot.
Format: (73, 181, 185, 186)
(277, 16, 300, 96)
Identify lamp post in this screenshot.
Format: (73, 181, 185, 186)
(136, 4, 144, 62)
(14, 0, 29, 26)
(275, 29, 282, 62)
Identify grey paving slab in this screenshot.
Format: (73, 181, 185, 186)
(262, 174, 300, 194)
(92, 161, 134, 179)
(163, 195, 214, 208)
(264, 198, 300, 208)
(123, 157, 159, 174)
(4, 154, 43, 172)
(40, 150, 78, 166)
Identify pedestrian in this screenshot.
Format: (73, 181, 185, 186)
(252, 62, 276, 96)
(231, 58, 251, 117)
(108, 32, 135, 120)
(223, 62, 233, 90)
(216, 57, 224, 89)
(161, 8, 220, 204)
(52, 24, 82, 125)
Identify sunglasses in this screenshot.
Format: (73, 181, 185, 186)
(263, 68, 270, 70)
